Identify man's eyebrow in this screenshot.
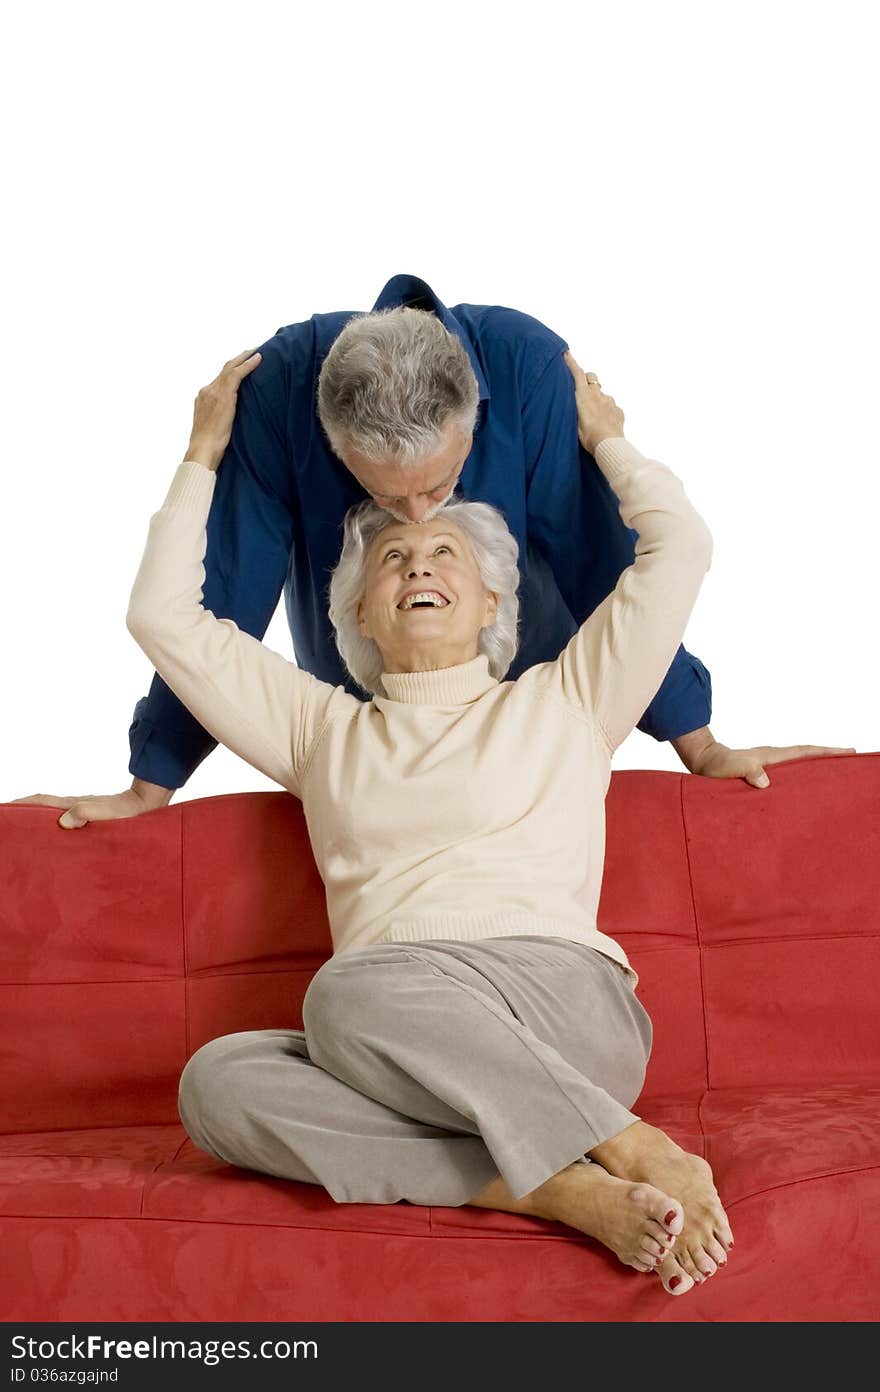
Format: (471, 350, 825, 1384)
(373, 465, 460, 499)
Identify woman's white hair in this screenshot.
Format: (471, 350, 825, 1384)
(328, 496, 521, 698)
(316, 305, 480, 465)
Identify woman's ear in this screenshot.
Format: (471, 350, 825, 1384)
(357, 598, 368, 635)
(482, 590, 499, 628)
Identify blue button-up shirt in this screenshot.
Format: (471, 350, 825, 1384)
(129, 272, 712, 789)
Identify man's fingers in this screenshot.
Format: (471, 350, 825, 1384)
(563, 350, 583, 376)
(7, 794, 82, 808)
(224, 348, 262, 374)
(8, 790, 149, 828)
(759, 745, 857, 764)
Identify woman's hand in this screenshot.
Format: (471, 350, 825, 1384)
(563, 350, 626, 455)
(185, 347, 263, 472)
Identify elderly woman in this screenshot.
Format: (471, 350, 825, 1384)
(126, 346, 732, 1298)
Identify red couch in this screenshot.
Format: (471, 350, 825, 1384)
(2, 752, 878, 1323)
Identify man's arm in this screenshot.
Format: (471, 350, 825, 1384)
(128, 344, 296, 792)
(522, 347, 713, 744)
(670, 725, 718, 771)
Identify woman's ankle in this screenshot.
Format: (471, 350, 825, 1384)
(587, 1119, 652, 1174)
(467, 1172, 537, 1216)
(467, 1163, 582, 1222)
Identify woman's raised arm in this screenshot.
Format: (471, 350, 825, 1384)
(549, 355, 713, 753)
(125, 351, 353, 798)
(126, 456, 351, 799)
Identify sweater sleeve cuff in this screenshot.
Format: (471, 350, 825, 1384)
(593, 436, 647, 480)
(160, 458, 217, 511)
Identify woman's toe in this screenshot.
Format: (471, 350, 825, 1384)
(648, 1217, 676, 1247)
(656, 1253, 694, 1295)
(704, 1235, 728, 1266)
(660, 1200, 685, 1237)
(671, 1241, 705, 1284)
(631, 1256, 655, 1272)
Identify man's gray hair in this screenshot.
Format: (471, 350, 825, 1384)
(328, 496, 521, 698)
(316, 306, 480, 465)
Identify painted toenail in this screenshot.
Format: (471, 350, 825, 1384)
(669, 1275, 682, 1289)
(664, 1210, 677, 1225)
(658, 1246, 666, 1255)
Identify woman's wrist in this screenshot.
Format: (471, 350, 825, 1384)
(184, 436, 223, 472)
(589, 432, 625, 455)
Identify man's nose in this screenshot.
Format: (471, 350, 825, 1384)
(399, 497, 430, 522)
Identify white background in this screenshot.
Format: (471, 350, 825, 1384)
(1, 0, 876, 810)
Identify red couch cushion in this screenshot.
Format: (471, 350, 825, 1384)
(2, 1077, 878, 1320)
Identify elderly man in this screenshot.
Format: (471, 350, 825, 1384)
(14, 272, 852, 828)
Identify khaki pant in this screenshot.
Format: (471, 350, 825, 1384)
(178, 934, 653, 1206)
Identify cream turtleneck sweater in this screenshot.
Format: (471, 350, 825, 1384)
(126, 437, 713, 985)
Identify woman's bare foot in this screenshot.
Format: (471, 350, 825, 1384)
(469, 1160, 684, 1274)
(589, 1121, 734, 1284)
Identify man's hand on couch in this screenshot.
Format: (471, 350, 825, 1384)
(671, 726, 857, 789)
(7, 778, 175, 828)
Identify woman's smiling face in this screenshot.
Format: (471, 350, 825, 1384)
(356, 516, 499, 674)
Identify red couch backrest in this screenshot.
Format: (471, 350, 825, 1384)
(1, 753, 876, 1135)
(601, 754, 880, 1098)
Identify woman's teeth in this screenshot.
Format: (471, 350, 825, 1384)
(399, 591, 449, 610)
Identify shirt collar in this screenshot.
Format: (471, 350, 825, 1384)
(378, 652, 499, 705)
(371, 273, 490, 403)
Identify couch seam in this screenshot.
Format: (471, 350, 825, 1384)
(0, 965, 326, 986)
(721, 1162, 880, 1211)
(0, 1211, 434, 1239)
(680, 775, 711, 1094)
(5, 1162, 878, 1238)
(615, 930, 880, 954)
(180, 805, 190, 1067)
(138, 1134, 193, 1219)
(6, 932, 877, 988)
(0, 1122, 185, 1138)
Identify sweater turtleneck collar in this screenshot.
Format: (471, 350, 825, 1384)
(379, 652, 499, 705)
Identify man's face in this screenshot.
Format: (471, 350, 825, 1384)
(340, 422, 472, 523)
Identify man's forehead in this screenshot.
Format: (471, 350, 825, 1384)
(346, 424, 470, 498)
